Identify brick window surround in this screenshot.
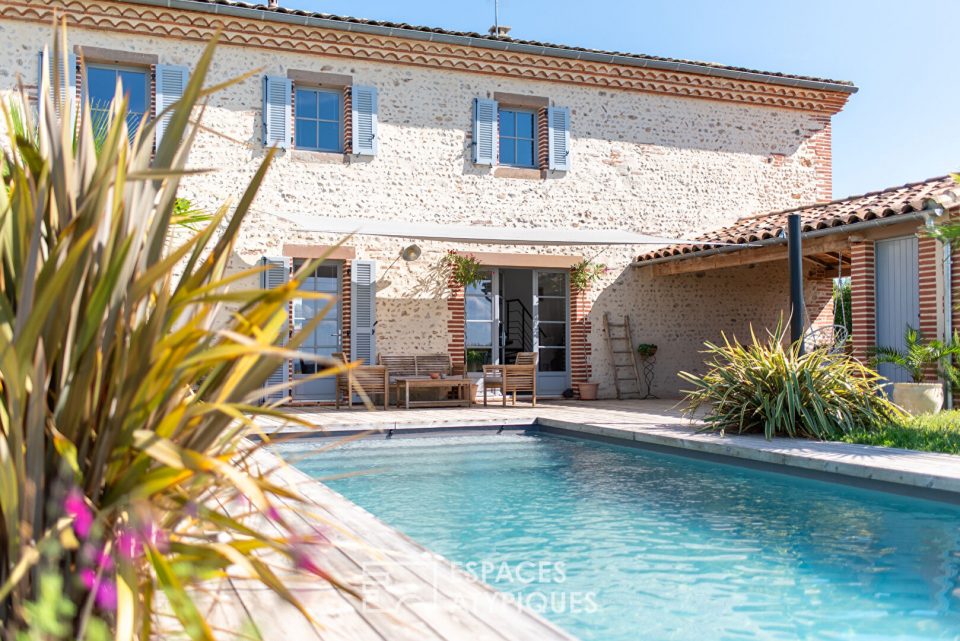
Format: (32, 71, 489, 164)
(849, 240, 876, 364)
(569, 284, 592, 397)
(287, 69, 353, 154)
(917, 236, 940, 382)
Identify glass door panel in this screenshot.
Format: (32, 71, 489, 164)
(534, 270, 569, 395)
(464, 270, 499, 373)
(292, 260, 341, 400)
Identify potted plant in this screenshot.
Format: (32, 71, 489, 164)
(570, 259, 608, 291)
(442, 251, 483, 289)
(636, 343, 658, 359)
(872, 327, 960, 415)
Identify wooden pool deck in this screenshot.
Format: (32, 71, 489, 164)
(195, 399, 960, 641)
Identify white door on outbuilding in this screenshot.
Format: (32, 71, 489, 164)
(875, 236, 920, 384)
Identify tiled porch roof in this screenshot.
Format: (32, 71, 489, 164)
(637, 174, 960, 263)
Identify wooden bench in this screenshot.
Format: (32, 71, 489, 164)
(378, 354, 467, 405)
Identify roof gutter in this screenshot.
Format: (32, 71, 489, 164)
(631, 207, 945, 268)
(126, 0, 858, 95)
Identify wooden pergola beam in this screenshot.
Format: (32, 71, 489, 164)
(651, 235, 851, 276)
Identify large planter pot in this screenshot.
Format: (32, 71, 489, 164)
(891, 382, 944, 415)
(578, 382, 599, 401)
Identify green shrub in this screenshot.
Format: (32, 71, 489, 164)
(680, 324, 903, 439)
(1, 29, 351, 640)
(872, 326, 960, 384)
(840, 411, 960, 454)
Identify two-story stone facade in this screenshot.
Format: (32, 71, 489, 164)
(0, 0, 857, 399)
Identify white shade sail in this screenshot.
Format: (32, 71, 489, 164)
(273, 213, 705, 246)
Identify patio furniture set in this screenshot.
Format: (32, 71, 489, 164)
(331, 352, 538, 409)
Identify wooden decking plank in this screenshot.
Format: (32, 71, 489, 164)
(264, 458, 575, 641)
(249, 454, 527, 641)
(215, 492, 385, 641)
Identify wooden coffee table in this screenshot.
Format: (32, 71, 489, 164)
(395, 376, 473, 409)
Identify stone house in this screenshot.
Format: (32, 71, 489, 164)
(1, 0, 867, 400)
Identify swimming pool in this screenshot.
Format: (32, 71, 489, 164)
(275, 431, 960, 641)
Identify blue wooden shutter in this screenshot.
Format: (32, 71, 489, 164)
(262, 75, 292, 149)
(38, 48, 77, 121)
(351, 259, 377, 365)
(548, 106, 571, 171)
(351, 85, 378, 156)
(260, 256, 290, 402)
(473, 98, 498, 165)
(155, 64, 189, 146)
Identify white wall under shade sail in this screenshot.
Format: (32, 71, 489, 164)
(272, 213, 706, 247)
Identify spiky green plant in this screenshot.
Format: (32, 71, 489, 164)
(871, 326, 960, 384)
(1, 26, 355, 641)
(680, 322, 902, 439)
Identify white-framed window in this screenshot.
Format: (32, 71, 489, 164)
(498, 107, 537, 168)
(294, 87, 343, 153)
(85, 64, 150, 138)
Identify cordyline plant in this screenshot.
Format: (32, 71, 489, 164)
(680, 322, 903, 440)
(0, 26, 354, 641)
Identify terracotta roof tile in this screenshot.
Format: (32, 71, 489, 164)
(637, 174, 960, 263)
(172, 0, 855, 89)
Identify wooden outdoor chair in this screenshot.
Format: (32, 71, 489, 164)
(483, 352, 538, 407)
(332, 352, 389, 410)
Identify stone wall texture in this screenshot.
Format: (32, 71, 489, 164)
(0, 15, 836, 398)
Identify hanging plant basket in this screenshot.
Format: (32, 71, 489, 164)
(636, 343, 658, 359)
(442, 251, 484, 289)
(570, 260, 608, 291)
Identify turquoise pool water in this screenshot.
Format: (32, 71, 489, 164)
(275, 433, 960, 641)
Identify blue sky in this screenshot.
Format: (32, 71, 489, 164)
(283, 0, 957, 199)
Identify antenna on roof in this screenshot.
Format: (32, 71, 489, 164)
(488, 0, 511, 38)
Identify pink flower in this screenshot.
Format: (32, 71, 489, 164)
(116, 529, 141, 560)
(65, 488, 93, 539)
(94, 547, 114, 572)
(266, 506, 282, 522)
(95, 580, 117, 611)
(80, 568, 96, 590)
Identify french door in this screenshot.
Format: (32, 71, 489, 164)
(292, 259, 342, 401)
(533, 270, 569, 396)
(463, 268, 570, 395)
(464, 270, 499, 373)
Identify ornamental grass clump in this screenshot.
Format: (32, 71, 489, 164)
(1, 27, 351, 641)
(680, 323, 902, 440)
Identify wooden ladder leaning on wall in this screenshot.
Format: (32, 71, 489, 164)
(602, 313, 643, 400)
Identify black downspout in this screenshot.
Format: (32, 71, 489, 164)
(788, 213, 805, 352)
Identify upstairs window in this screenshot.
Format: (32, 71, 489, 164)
(85, 65, 149, 138)
(498, 108, 537, 168)
(295, 87, 342, 153)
